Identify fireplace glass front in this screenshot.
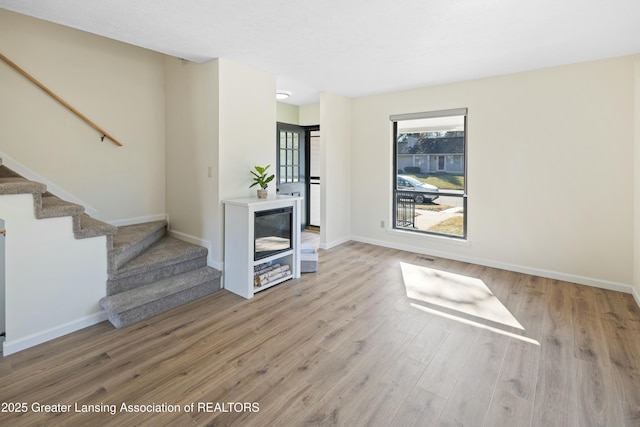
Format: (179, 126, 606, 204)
(254, 207, 293, 261)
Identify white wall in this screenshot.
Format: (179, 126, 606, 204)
(0, 9, 166, 223)
(218, 59, 277, 263)
(276, 102, 320, 126)
(277, 102, 299, 124)
(351, 56, 637, 291)
(300, 104, 320, 126)
(165, 58, 220, 266)
(165, 58, 276, 267)
(320, 93, 352, 248)
(0, 194, 107, 356)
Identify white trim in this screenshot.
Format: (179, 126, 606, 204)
(387, 227, 471, 247)
(351, 234, 635, 296)
(109, 214, 168, 227)
(633, 287, 640, 309)
(167, 228, 223, 270)
(2, 311, 107, 357)
(390, 108, 468, 122)
(319, 235, 351, 250)
(0, 152, 99, 217)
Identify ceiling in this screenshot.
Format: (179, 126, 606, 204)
(1, 0, 639, 106)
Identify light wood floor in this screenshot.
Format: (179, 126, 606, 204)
(1, 238, 640, 426)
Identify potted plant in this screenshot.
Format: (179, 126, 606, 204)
(250, 164, 275, 198)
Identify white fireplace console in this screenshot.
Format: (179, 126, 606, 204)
(223, 195, 302, 298)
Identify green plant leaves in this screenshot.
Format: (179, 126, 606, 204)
(250, 164, 275, 189)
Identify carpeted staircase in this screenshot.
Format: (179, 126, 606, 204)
(0, 159, 221, 329)
(101, 220, 221, 328)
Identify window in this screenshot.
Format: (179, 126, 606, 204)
(279, 130, 300, 183)
(391, 108, 467, 238)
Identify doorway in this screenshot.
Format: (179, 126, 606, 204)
(276, 123, 321, 231)
(307, 128, 321, 229)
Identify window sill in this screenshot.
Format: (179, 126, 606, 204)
(387, 227, 471, 247)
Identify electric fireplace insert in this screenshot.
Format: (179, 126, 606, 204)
(254, 206, 293, 261)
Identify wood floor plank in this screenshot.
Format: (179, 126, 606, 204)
(436, 329, 510, 426)
(415, 322, 481, 399)
(483, 271, 548, 427)
(1, 238, 640, 426)
(254, 346, 347, 425)
(483, 338, 540, 427)
(510, 275, 548, 343)
(337, 353, 427, 427)
(571, 285, 626, 426)
(391, 385, 447, 427)
(532, 280, 579, 427)
(403, 313, 455, 366)
(295, 326, 414, 426)
(598, 316, 640, 425)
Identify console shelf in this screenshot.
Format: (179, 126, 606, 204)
(223, 196, 302, 299)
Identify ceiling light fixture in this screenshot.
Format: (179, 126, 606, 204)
(276, 90, 291, 100)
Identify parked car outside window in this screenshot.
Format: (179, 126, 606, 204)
(397, 175, 439, 204)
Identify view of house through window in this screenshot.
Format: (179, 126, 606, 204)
(392, 109, 467, 238)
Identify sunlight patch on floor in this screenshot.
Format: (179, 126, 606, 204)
(400, 262, 524, 331)
(410, 303, 539, 345)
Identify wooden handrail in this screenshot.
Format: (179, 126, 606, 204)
(0, 52, 123, 147)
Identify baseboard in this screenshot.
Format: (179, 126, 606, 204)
(0, 152, 99, 217)
(319, 235, 351, 250)
(351, 235, 635, 296)
(167, 228, 223, 271)
(109, 214, 168, 227)
(633, 287, 640, 308)
(2, 311, 107, 357)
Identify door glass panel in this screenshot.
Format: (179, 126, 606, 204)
(278, 130, 303, 184)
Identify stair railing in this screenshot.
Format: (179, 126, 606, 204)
(0, 52, 123, 147)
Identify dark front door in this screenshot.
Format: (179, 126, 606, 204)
(277, 122, 307, 229)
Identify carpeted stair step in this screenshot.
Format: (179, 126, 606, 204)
(0, 176, 47, 195)
(107, 236, 208, 295)
(37, 194, 85, 219)
(0, 163, 20, 178)
(74, 214, 118, 239)
(100, 266, 222, 329)
(110, 220, 168, 272)
(0, 165, 116, 240)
